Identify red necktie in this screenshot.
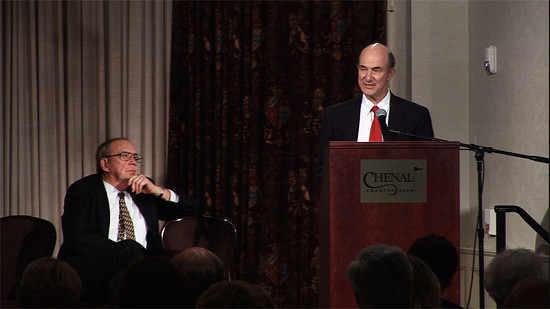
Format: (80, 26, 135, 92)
(369, 105, 383, 142)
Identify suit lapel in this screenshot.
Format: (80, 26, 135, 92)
(348, 97, 362, 140)
(94, 175, 111, 238)
(131, 192, 155, 230)
(131, 192, 163, 251)
(386, 94, 408, 141)
(388, 93, 405, 130)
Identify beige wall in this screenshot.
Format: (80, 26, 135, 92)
(388, 0, 549, 307)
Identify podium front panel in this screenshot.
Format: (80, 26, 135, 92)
(319, 141, 460, 308)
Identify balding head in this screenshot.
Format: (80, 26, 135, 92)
(174, 247, 222, 269)
(347, 244, 412, 308)
(357, 43, 396, 103)
(172, 247, 224, 304)
(358, 43, 395, 69)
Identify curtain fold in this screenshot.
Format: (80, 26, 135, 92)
(2, 0, 172, 254)
(168, 1, 386, 306)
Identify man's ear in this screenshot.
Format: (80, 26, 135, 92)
(388, 67, 396, 81)
(100, 158, 110, 173)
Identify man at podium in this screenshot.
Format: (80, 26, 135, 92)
(317, 43, 434, 183)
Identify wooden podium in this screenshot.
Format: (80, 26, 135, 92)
(319, 141, 460, 308)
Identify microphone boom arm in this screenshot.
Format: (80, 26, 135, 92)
(386, 128, 549, 164)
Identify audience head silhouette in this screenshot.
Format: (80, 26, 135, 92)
(115, 255, 192, 308)
(408, 255, 441, 308)
(195, 280, 277, 308)
(407, 233, 458, 291)
(408, 234, 463, 308)
(502, 276, 550, 308)
(484, 248, 546, 306)
(172, 247, 224, 305)
(347, 243, 412, 308)
(17, 257, 82, 308)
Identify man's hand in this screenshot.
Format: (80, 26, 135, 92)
(128, 174, 162, 196)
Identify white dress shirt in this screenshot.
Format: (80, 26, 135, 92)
(357, 91, 391, 142)
(104, 180, 148, 248)
(103, 180, 180, 249)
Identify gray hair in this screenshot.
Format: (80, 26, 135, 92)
(95, 137, 130, 174)
(484, 248, 546, 306)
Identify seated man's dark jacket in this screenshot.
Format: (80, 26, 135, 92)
(58, 173, 201, 262)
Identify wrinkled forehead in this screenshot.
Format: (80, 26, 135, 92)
(108, 139, 136, 154)
(359, 47, 390, 68)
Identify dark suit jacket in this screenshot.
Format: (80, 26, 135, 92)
(58, 173, 201, 263)
(317, 93, 434, 183)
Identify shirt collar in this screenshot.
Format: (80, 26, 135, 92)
(103, 179, 124, 196)
(362, 91, 391, 112)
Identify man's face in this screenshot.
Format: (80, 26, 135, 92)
(357, 46, 395, 104)
(101, 139, 138, 185)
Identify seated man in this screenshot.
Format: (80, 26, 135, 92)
(408, 255, 441, 308)
(57, 137, 201, 302)
(172, 247, 224, 306)
(115, 256, 193, 308)
(408, 233, 462, 308)
(195, 280, 277, 308)
(18, 257, 82, 308)
(347, 243, 412, 308)
(484, 248, 547, 307)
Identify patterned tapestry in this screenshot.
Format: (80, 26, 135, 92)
(168, 1, 386, 307)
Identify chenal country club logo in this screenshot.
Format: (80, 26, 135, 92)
(360, 159, 426, 203)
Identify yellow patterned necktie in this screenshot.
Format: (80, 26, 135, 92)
(117, 192, 135, 241)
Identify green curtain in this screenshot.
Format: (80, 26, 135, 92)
(168, 1, 386, 307)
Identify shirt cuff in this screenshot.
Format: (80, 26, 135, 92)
(168, 189, 179, 203)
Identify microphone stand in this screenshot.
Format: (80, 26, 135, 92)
(385, 128, 549, 309)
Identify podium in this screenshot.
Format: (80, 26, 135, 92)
(319, 141, 460, 308)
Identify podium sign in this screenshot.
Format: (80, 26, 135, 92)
(319, 141, 460, 308)
(360, 159, 427, 203)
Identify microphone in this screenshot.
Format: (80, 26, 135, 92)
(375, 108, 389, 134)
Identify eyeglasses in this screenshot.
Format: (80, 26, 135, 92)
(103, 152, 143, 163)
